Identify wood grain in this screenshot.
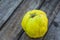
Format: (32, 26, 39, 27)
(43, 2, 60, 40)
(0, 0, 23, 28)
(40, 0, 60, 25)
(0, 0, 43, 40)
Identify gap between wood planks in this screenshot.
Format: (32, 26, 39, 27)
(0, 0, 23, 30)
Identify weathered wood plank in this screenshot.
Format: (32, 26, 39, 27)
(0, 0, 23, 28)
(40, 0, 60, 25)
(43, 2, 60, 40)
(41, 0, 60, 39)
(54, 11, 60, 40)
(0, 0, 43, 40)
(19, 0, 60, 40)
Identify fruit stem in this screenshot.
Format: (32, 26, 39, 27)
(31, 14, 36, 18)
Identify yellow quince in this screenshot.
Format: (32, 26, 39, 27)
(21, 10, 48, 38)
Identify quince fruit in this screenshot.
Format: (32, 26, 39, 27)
(21, 10, 48, 38)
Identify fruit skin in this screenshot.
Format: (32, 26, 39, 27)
(21, 10, 48, 38)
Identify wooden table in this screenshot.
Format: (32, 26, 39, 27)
(0, 0, 60, 40)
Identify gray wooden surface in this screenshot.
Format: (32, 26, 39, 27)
(0, 0, 60, 40)
(43, 2, 60, 40)
(0, 0, 22, 28)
